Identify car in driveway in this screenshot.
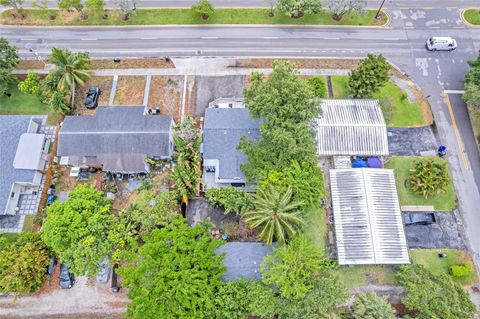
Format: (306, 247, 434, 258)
(426, 37, 457, 51)
(59, 263, 74, 289)
(85, 87, 101, 109)
(403, 212, 437, 226)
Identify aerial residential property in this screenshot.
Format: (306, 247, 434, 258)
(0, 1, 479, 318)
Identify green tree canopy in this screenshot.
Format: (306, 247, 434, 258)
(352, 292, 396, 319)
(244, 186, 304, 245)
(41, 184, 116, 276)
(275, 0, 321, 18)
(239, 61, 319, 182)
(0, 0, 23, 11)
(191, 0, 215, 19)
(48, 48, 90, 105)
(212, 279, 276, 319)
(57, 0, 83, 11)
(205, 186, 253, 215)
(396, 264, 476, 319)
(464, 53, 480, 109)
(259, 160, 324, 207)
(86, 0, 105, 15)
(348, 53, 390, 98)
(324, 0, 366, 20)
(48, 90, 71, 114)
(119, 218, 225, 319)
(170, 117, 202, 201)
(0, 38, 19, 95)
(0, 233, 50, 294)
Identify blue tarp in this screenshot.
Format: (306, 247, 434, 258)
(352, 158, 368, 168)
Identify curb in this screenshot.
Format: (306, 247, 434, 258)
(460, 8, 480, 28)
(0, 8, 391, 29)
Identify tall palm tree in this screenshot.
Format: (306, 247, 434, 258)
(243, 186, 303, 245)
(48, 48, 91, 106)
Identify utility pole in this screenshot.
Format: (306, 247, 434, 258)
(375, 0, 386, 20)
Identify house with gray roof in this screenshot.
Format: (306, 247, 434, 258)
(58, 106, 174, 174)
(216, 242, 273, 281)
(202, 107, 261, 191)
(0, 115, 48, 216)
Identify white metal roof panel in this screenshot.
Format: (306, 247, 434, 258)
(13, 133, 45, 170)
(330, 168, 410, 265)
(317, 99, 389, 156)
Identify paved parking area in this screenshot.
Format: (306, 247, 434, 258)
(387, 127, 437, 156)
(404, 211, 466, 250)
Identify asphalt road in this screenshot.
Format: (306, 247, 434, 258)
(3, 3, 480, 270)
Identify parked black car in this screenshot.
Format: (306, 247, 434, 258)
(403, 213, 437, 226)
(85, 87, 101, 109)
(59, 263, 74, 289)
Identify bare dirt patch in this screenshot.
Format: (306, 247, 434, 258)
(17, 59, 45, 69)
(410, 83, 434, 125)
(113, 76, 146, 105)
(73, 76, 113, 115)
(91, 58, 175, 69)
(234, 58, 362, 69)
(147, 75, 183, 122)
(55, 165, 78, 193)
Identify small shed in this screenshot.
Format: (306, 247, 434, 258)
(316, 99, 389, 156)
(215, 242, 273, 281)
(330, 168, 410, 265)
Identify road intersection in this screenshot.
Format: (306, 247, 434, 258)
(3, 2, 480, 270)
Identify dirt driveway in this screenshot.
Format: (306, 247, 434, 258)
(0, 276, 128, 318)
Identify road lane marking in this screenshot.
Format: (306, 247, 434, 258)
(81, 38, 97, 41)
(444, 92, 470, 170)
(453, 26, 465, 29)
(20, 38, 37, 41)
(263, 37, 279, 39)
(324, 37, 340, 40)
(403, 26, 414, 29)
(141, 37, 157, 40)
(444, 90, 465, 94)
(429, 26, 440, 29)
(201, 37, 218, 39)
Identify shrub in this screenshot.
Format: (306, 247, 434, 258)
(450, 264, 473, 277)
(307, 76, 327, 98)
(191, 0, 214, 19)
(409, 158, 450, 198)
(18, 72, 42, 96)
(205, 186, 253, 215)
(348, 54, 390, 98)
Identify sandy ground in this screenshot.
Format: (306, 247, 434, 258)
(0, 276, 129, 318)
(73, 76, 113, 115)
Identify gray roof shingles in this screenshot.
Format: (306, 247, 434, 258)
(216, 242, 273, 281)
(58, 106, 173, 158)
(0, 116, 43, 214)
(203, 108, 261, 180)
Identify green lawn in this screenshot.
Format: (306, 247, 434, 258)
(330, 75, 427, 127)
(0, 85, 48, 115)
(410, 249, 477, 285)
(0, 9, 387, 26)
(335, 265, 397, 288)
(304, 206, 328, 256)
(330, 75, 350, 99)
(464, 9, 480, 25)
(23, 215, 35, 232)
(385, 156, 457, 211)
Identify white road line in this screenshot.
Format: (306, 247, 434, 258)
(20, 38, 37, 41)
(81, 38, 98, 41)
(141, 37, 157, 40)
(444, 90, 465, 94)
(324, 37, 340, 40)
(263, 37, 279, 39)
(201, 37, 219, 39)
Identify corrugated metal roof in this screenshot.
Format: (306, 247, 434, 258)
(330, 168, 410, 265)
(317, 99, 388, 156)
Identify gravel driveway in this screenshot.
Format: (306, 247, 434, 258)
(388, 127, 437, 156)
(404, 211, 466, 250)
(0, 276, 128, 318)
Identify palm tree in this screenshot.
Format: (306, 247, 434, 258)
(243, 186, 303, 245)
(48, 48, 91, 106)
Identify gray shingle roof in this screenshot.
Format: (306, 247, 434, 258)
(0, 116, 44, 215)
(203, 108, 261, 180)
(316, 99, 389, 156)
(58, 106, 173, 158)
(330, 168, 410, 265)
(216, 242, 273, 281)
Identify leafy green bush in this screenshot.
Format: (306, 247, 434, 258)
(409, 158, 450, 198)
(348, 54, 390, 98)
(205, 186, 253, 215)
(18, 72, 42, 96)
(307, 76, 327, 98)
(450, 264, 473, 277)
